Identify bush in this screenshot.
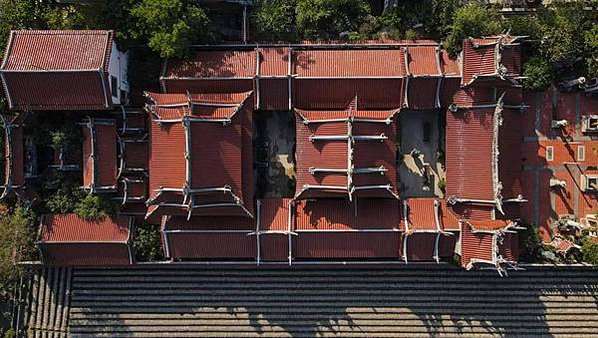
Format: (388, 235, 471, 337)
(518, 224, 544, 263)
(3, 328, 15, 338)
(0, 206, 34, 302)
(131, 0, 209, 58)
(437, 178, 446, 193)
(74, 194, 115, 221)
(582, 238, 598, 265)
(252, 0, 296, 42)
(295, 0, 371, 40)
(134, 223, 164, 262)
(46, 188, 84, 214)
(522, 57, 553, 92)
(443, 2, 502, 56)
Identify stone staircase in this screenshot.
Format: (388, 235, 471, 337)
(24, 265, 598, 337)
(26, 268, 72, 338)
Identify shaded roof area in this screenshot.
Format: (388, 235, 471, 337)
(28, 266, 598, 337)
(0, 30, 114, 110)
(0, 114, 24, 199)
(36, 214, 133, 266)
(145, 91, 254, 221)
(82, 118, 118, 193)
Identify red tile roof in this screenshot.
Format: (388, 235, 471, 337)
(0, 30, 113, 110)
(294, 49, 405, 77)
(295, 232, 402, 259)
(37, 213, 133, 266)
(146, 91, 254, 219)
(82, 118, 117, 192)
(293, 78, 405, 110)
(163, 50, 256, 78)
(406, 45, 440, 76)
(294, 108, 398, 199)
(446, 108, 495, 201)
(460, 219, 519, 271)
(461, 36, 523, 86)
(162, 215, 256, 259)
(294, 199, 401, 230)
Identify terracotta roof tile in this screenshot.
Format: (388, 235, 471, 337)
(295, 232, 402, 258)
(294, 199, 401, 230)
(164, 50, 256, 78)
(39, 214, 131, 242)
(1, 30, 113, 110)
(294, 49, 405, 77)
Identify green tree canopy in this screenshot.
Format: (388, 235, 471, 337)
(252, 0, 296, 42)
(295, 0, 371, 40)
(131, 0, 209, 58)
(443, 2, 502, 56)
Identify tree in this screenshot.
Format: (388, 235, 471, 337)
(295, 0, 371, 40)
(131, 0, 209, 58)
(252, 0, 296, 42)
(522, 57, 553, 92)
(538, 4, 588, 66)
(582, 237, 598, 265)
(584, 24, 598, 78)
(74, 194, 116, 221)
(443, 2, 502, 56)
(134, 223, 164, 262)
(0, 206, 34, 302)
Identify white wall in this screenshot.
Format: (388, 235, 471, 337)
(108, 41, 129, 106)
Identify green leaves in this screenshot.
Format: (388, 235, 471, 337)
(443, 3, 502, 56)
(295, 0, 371, 40)
(74, 194, 117, 221)
(522, 57, 553, 92)
(252, 0, 296, 41)
(134, 223, 164, 262)
(131, 0, 209, 58)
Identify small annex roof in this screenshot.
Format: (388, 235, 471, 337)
(461, 35, 523, 87)
(401, 198, 459, 263)
(37, 213, 134, 266)
(82, 117, 118, 193)
(0, 30, 114, 110)
(460, 219, 521, 276)
(294, 99, 399, 200)
(145, 91, 254, 221)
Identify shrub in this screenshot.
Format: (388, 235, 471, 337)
(0, 206, 34, 303)
(252, 0, 296, 41)
(134, 223, 164, 262)
(443, 2, 502, 56)
(582, 237, 598, 265)
(74, 194, 115, 221)
(46, 189, 83, 214)
(522, 57, 553, 92)
(437, 178, 446, 193)
(295, 0, 371, 40)
(518, 224, 544, 263)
